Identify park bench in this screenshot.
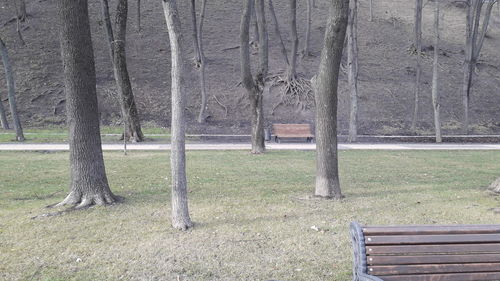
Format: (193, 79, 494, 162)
(272, 124, 314, 143)
(350, 221, 500, 281)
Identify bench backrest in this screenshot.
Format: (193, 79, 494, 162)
(272, 124, 313, 137)
(351, 222, 500, 281)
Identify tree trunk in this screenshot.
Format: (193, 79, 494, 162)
(268, 0, 289, 66)
(432, 0, 442, 143)
(347, 0, 358, 143)
(313, 0, 348, 199)
(193, 0, 209, 124)
(56, 0, 116, 208)
(137, 0, 141, 32)
(489, 177, 500, 193)
(113, 0, 144, 142)
(100, 0, 115, 59)
(189, 0, 201, 63)
(302, 0, 312, 57)
(369, 0, 373, 21)
(411, 0, 423, 132)
(288, 0, 299, 80)
(241, 0, 266, 154)
(0, 36, 24, 141)
(162, 0, 194, 231)
(0, 96, 8, 129)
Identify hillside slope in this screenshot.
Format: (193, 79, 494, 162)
(0, 0, 499, 135)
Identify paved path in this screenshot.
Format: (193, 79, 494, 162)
(1, 143, 500, 151)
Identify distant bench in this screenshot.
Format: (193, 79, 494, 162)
(272, 124, 314, 143)
(350, 221, 500, 281)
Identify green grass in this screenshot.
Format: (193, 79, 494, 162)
(0, 150, 499, 280)
(0, 126, 171, 143)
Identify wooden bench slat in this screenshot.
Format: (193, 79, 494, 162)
(272, 124, 314, 139)
(368, 263, 500, 276)
(378, 272, 500, 281)
(363, 225, 500, 236)
(368, 254, 500, 265)
(365, 234, 500, 245)
(366, 243, 500, 255)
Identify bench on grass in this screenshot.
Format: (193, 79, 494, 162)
(272, 124, 314, 143)
(350, 222, 500, 281)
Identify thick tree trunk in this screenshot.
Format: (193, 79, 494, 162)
(302, 0, 312, 57)
(313, 0, 348, 199)
(162, 0, 194, 231)
(57, 0, 116, 208)
(489, 177, 500, 193)
(268, 0, 289, 66)
(288, 0, 299, 80)
(432, 0, 442, 143)
(347, 0, 358, 143)
(113, 0, 144, 142)
(411, 0, 423, 132)
(241, 0, 266, 154)
(0, 36, 24, 141)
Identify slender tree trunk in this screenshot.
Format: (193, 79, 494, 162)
(189, 0, 201, 63)
(56, 0, 116, 208)
(0, 96, 8, 129)
(162, 0, 194, 231)
(241, 0, 266, 154)
(197, 0, 207, 61)
(12, 0, 25, 46)
(0, 37, 24, 141)
(137, 0, 141, 32)
(288, 0, 299, 80)
(347, 0, 358, 143)
(193, 0, 209, 124)
(100, 0, 144, 142)
(411, 0, 423, 132)
(113, 0, 144, 142)
(268, 0, 289, 66)
(489, 177, 500, 193)
(432, 0, 442, 143)
(369, 0, 373, 21)
(302, 0, 312, 57)
(313, 0, 348, 199)
(251, 5, 259, 48)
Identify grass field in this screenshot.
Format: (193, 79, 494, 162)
(1, 150, 499, 281)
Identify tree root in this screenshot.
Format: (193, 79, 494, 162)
(269, 72, 314, 114)
(48, 190, 119, 210)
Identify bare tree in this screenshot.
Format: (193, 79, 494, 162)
(302, 0, 313, 57)
(162, 0, 194, 230)
(432, 0, 442, 143)
(189, 0, 209, 123)
(55, 0, 116, 208)
(347, 0, 358, 143)
(240, 0, 267, 154)
(313, 0, 348, 199)
(100, 0, 144, 142)
(462, 0, 496, 133)
(268, 0, 289, 65)
(411, 0, 423, 132)
(0, 36, 24, 141)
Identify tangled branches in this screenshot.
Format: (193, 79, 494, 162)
(269, 72, 314, 114)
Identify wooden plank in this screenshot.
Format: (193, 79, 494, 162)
(365, 234, 500, 245)
(368, 263, 500, 275)
(366, 243, 500, 255)
(378, 271, 500, 281)
(272, 124, 313, 138)
(368, 254, 500, 265)
(363, 225, 500, 236)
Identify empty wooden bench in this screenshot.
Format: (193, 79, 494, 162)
(272, 124, 314, 143)
(350, 221, 500, 281)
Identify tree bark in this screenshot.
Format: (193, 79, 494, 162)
(0, 96, 8, 129)
(100, 0, 144, 142)
(369, 0, 373, 21)
(313, 0, 348, 199)
(162, 0, 194, 231)
(240, 0, 266, 154)
(347, 0, 358, 143)
(288, 0, 299, 80)
(56, 0, 116, 208)
(432, 0, 442, 143)
(489, 177, 500, 193)
(411, 0, 423, 132)
(113, 0, 144, 142)
(0, 36, 24, 141)
(302, 0, 312, 57)
(18, 0, 27, 22)
(137, 0, 141, 32)
(189, 0, 201, 63)
(268, 0, 289, 66)
(192, 0, 209, 124)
